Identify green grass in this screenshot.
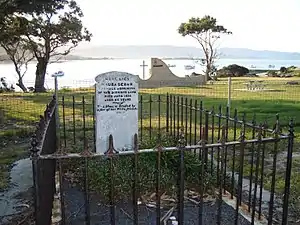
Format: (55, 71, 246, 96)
(0, 129, 32, 190)
(1, 77, 300, 129)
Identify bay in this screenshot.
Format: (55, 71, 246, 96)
(1, 58, 300, 91)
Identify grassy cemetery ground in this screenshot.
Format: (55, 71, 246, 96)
(1, 77, 300, 219)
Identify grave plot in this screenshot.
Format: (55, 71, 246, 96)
(31, 71, 295, 225)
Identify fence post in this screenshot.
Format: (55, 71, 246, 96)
(132, 134, 139, 225)
(217, 126, 226, 225)
(204, 110, 209, 169)
(282, 118, 294, 224)
(251, 124, 263, 224)
(166, 93, 169, 133)
(177, 127, 185, 225)
(235, 118, 246, 225)
(30, 134, 40, 225)
(155, 135, 162, 224)
(140, 95, 143, 142)
(268, 114, 280, 225)
(105, 135, 117, 225)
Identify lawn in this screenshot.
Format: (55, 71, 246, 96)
(0, 76, 300, 222)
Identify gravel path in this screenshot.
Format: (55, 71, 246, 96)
(64, 184, 250, 225)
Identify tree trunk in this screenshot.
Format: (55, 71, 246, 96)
(205, 65, 212, 81)
(34, 59, 48, 92)
(16, 78, 27, 92)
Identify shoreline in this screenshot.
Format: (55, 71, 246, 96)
(1, 57, 300, 65)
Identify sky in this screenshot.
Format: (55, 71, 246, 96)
(76, 0, 300, 52)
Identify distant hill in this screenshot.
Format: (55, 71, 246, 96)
(220, 47, 300, 60)
(0, 47, 100, 62)
(1, 45, 300, 61)
(71, 45, 300, 60)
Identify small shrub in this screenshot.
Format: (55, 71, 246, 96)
(0, 77, 15, 93)
(217, 64, 249, 77)
(280, 66, 288, 74)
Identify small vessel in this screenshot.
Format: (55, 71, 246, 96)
(250, 65, 256, 68)
(168, 64, 176, 68)
(184, 65, 195, 70)
(268, 65, 275, 68)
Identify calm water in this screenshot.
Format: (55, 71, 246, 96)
(1, 58, 300, 91)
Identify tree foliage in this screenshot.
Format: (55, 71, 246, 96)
(217, 64, 249, 77)
(0, 0, 62, 16)
(178, 15, 232, 80)
(279, 66, 287, 73)
(0, 0, 92, 92)
(0, 0, 59, 32)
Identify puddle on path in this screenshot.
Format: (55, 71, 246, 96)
(0, 158, 32, 218)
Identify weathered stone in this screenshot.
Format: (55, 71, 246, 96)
(286, 81, 299, 85)
(95, 71, 139, 153)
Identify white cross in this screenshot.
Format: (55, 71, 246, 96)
(140, 60, 148, 80)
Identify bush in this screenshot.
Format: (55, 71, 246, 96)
(0, 77, 15, 93)
(217, 64, 249, 77)
(267, 70, 279, 77)
(280, 66, 287, 73)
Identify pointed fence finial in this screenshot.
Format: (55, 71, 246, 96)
(288, 118, 294, 137)
(104, 134, 118, 156)
(272, 114, 281, 135)
(256, 123, 263, 141)
(80, 137, 93, 157)
(177, 126, 185, 148)
(30, 134, 39, 157)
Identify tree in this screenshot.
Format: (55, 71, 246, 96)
(217, 64, 249, 77)
(0, 16, 34, 92)
(1, 41, 33, 92)
(178, 15, 232, 80)
(279, 66, 287, 73)
(1, 0, 92, 92)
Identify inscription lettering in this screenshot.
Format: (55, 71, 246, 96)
(96, 77, 138, 114)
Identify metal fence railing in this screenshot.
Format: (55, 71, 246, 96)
(30, 93, 296, 225)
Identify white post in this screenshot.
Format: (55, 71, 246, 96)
(140, 60, 148, 80)
(52, 71, 65, 149)
(228, 76, 232, 116)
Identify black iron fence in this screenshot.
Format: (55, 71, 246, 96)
(31, 93, 295, 225)
(30, 96, 57, 225)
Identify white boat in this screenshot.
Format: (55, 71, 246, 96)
(168, 64, 176, 68)
(184, 65, 195, 70)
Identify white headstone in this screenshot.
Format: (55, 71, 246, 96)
(95, 71, 139, 153)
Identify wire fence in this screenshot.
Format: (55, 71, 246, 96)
(1, 77, 300, 136)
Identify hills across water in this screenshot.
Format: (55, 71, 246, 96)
(1, 45, 300, 61)
(71, 45, 300, 60)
